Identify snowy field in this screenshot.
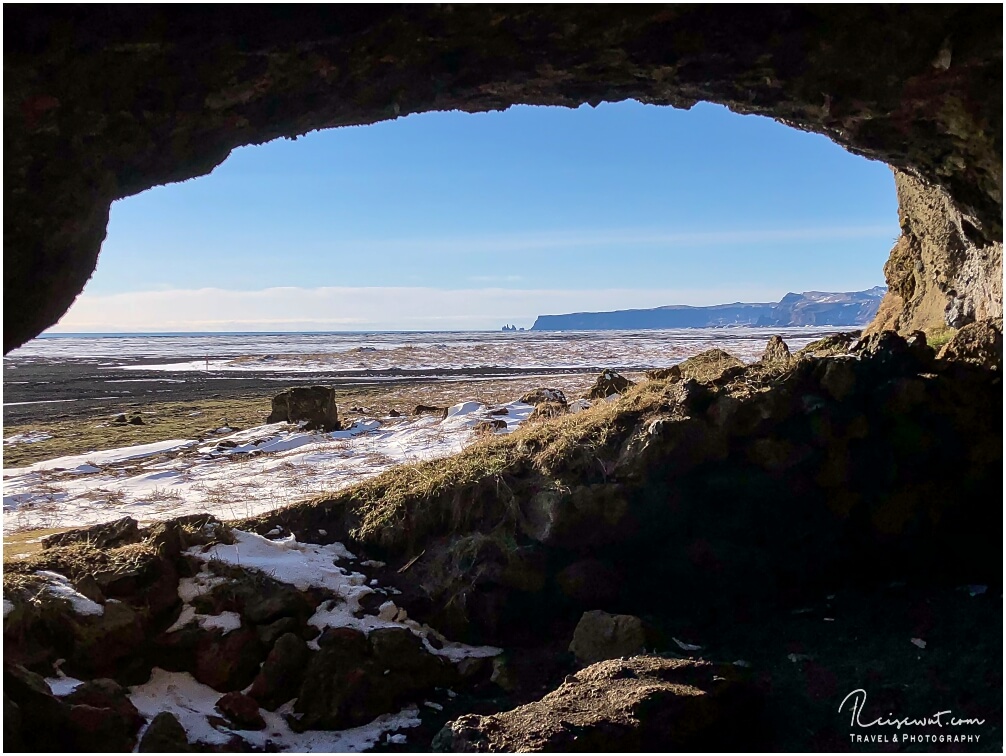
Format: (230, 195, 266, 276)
(8, 327, 837, 373)
(3, 400, 535, 535)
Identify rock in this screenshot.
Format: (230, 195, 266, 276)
(556, 559, 621, 606)
(72, 573, 106, 604)
(112, 413, 128, 423)
(489, 656, 518, 692)
(851, 329, 934, 370)
(796, 331, 860, 358)
(241, 582, 314, 626)
(759, 335, 792, 365)
(567, 398, 592, 413)
(68, 599, 147, 679)
(266, 386, 340, 431)
(866, 171, 1002, 336)
(216, 691, 266, 730)
(568, 610, 646, 664)
(645, 365, 682, 381)
(936, 317, 1003, 370)
(414, 404, 449, 418)
(42, 516, 141, 549)
(434, 656, 764, 752)
(256, 616, 300, 647)
(4, 693, 22, 751)
(248, 632, 311, 710)
(295, 626, 454, 730)
(65, 678, 144, 740)
(128, 415, 145, 425)
(676, 349, 745, 383)
(138, 712, 192, 753)
(818, 358, 857, 401)
(585, 370, 635, 399)
(519, 388, 568, 406)
(389, 409, 402, 417)
(473, 419, 508, 433)
(67, 701, 143, 752)
(527, 402, 566, 421)
(193, 627, 265, 692)
(488, 407, 508, 416)
(4, 664, 71, 749)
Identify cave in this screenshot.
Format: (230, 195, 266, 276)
(3, 5, 1002, 352)
(3, 6, 1002, 753)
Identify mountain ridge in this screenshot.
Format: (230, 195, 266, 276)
(530, 287, 886, 330)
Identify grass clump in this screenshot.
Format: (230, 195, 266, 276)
(925, 325, 957, 350)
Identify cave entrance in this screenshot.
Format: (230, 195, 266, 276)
(54, 101, 897, 335)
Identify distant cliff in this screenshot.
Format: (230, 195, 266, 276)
(531, 287, 887, 330)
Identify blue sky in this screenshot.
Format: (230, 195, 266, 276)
(55, 101, 898, 331)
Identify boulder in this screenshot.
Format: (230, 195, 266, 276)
(936, 317, 1003, 370)
(759, 335, 792, 365)
(295, 626, 454, 730)
(434, 656, 763, 752)
(473, 419, 508, 433)
(4, 664, 71, 750)
(645, 365, 682, 382)
(796, 331, 860, 358)
(67, 702, 143, 753)
(128, 415, 145, 425)
(675, 349, 745, 384)
(138, 712, 192, 753)
(216, 691, 266, 730)
(817, 357, 857, 401)
(519, 388, 568, 406)
(42, 516, 141, 550)
(414, 404, 449, 418)
(248, 632, 311, 711)
(193, 627, 264, 692)
(527, 402, 567, 421)
(4, 693, 22, 752)
(851, 329, 934, 372)
(585, 370, 635, 399)
(266, 386, 340, 431)
(256, 616, 300, 647)
(568, 610, 646, 664)
(65, 678, 144, 741)
(68, 599, 147, 679)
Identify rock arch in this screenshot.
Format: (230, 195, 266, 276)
(4, 5, 1001, 351)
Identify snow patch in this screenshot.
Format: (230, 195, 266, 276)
(35, 571, 104, 616)
(4, 401, 534, 535)
(5, 438, 197, 474)
(129, 668, 422, 751)
(45, 674, 85, 697)
(4, 431, 53, 445)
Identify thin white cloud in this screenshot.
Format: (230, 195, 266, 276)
(467, 275, 524, 283)
(328, 225, 896, 256)
(49, 284, 803, 333)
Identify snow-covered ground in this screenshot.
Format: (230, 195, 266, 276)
(2, 400, 534, 535)
(7, 327, 837, 373)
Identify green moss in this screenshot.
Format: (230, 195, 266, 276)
(925, 326, 957, 350)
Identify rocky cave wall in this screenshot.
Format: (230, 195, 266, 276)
(869, 169, 1003, 335)
(3, 5, 1002, 352)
